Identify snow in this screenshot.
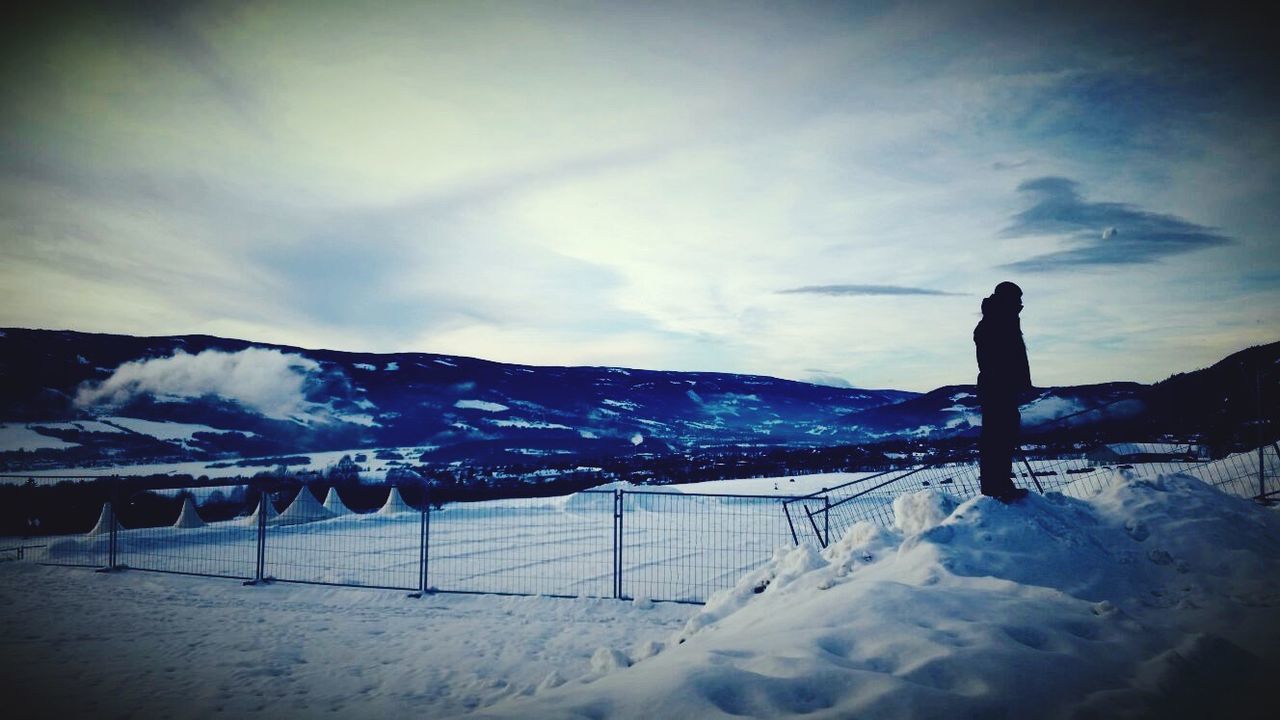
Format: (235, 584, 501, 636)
(4, 446, 439, 483)
(353, 363, 376, 371)
(666, 471, 876, 497)
(478, 472, 1280, 719)
(384, 361, 399, 371)
(1103, 442, 1195, 456)
(455, 399, 510, 412)
(0, 423, 81, 450)
(1, 417, 257, 453)
(33, 420, 125, 434)
(5, 468, 1277, 718)
(103, 416, 252, 442)
(1020, 395, 1086, 425)
(488, 418, 572, 430)
(0, 565, 690, 718)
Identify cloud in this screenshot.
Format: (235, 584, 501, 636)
(1001, 176, 1233, 271)
(777, 285, 964, 297)
(991, 159, 1031, 171)
(76, 348, 324, 420)
(803, 371, 853, 388)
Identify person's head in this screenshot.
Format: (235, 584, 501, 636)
(987, 281, 1023, 314)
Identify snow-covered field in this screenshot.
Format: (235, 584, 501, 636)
(3, 465, 1279, 718)
(1, 445, 439, 482)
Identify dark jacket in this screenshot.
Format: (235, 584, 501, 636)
(974, 295, 1031, 404)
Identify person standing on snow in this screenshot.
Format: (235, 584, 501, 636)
(974, 281, 1032, 503)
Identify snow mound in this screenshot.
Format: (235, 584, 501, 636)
(172, 497, 205, 529)
(891, 487, 960, 535)
(485, 473, 1280, 719)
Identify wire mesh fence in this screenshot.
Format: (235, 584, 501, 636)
(5, 442, 1276, 601)
(425, 490, 616, 598)
(619, 492, 800, 603)
(789, 444, 1280, 547)
(3, 478, 807, 603)
(259, 485, 424, 590)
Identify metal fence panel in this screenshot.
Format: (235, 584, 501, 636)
(2, 477, 117, 569)
(792, 446, 1280, 547)
(114, 490, 258, 579)
(425, 490, 615, 598)
(619, 492, 796, 603)
(264, 487, 422, 590)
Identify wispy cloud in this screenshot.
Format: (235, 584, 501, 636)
(991, 159, 1031, 171)
(1001, 177, 1233, 271)
(778, 285, 963, 297)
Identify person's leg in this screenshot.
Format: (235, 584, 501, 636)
(980, 402, 1018, 497)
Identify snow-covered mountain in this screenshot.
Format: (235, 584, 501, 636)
(1, 328, 1275, 470)
(0, 329, 914, 468)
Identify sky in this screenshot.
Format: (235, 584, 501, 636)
(1, 1, 1277, 392)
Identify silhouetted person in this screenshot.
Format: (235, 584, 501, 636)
(974, 281, 1032, 503)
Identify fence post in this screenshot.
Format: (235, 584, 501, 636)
(410, 503, 430, 598)
(823, 495, 830, 547)
(782, 502, 799, 545)
(1260, 443, 1268, 500)
(611, 489, 622, 599)
(108, 478, 119, 570)
(803, 502, 826, 549)
(245, 491, 268, 585)
(1020, 455, 1044, 493)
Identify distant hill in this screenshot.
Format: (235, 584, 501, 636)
(0, 328, 914, 468)
(0, 328, 1274, 471)
(839, 341, 1280, 452)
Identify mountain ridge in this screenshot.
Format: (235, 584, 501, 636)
(2, 328, 1276, 470)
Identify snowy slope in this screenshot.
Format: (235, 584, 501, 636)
(480, 472, 1280, 719)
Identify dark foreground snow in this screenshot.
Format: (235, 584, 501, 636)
(3, 470, 1279, 719)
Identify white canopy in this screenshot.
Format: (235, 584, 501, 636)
(322, 487, 353, 516)
(377, 486, 415, 515)
(172, 496, 206, 529)
(87, 502, 122, 536)
(276, 487, 335, 526)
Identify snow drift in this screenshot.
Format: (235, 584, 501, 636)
(484, 471, 1280, 719)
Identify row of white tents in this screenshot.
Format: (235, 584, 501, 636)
(86, 486, 418, 536)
